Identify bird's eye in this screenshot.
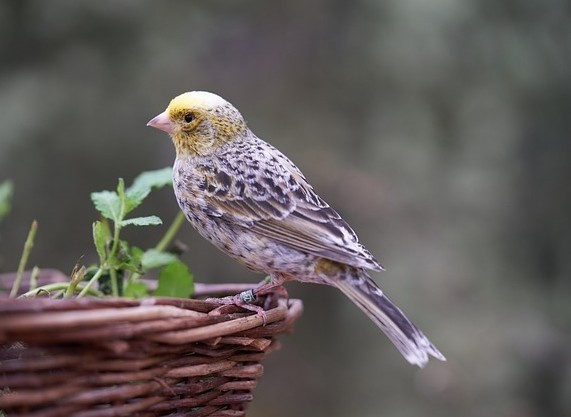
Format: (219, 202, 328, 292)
(183, 113, 195, 123)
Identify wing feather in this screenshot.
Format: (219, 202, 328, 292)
(199, 139, 383, 271)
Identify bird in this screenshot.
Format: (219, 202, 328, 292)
(147, 91, 445, 367)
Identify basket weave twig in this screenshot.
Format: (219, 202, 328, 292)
(0, 284, 302, 417)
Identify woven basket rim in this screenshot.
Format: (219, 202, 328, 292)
(0, 285, 304, 345)
(0, 285, 303, 417)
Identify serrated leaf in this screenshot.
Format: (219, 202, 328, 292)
(141, 249, 178, 271)
(120, 215, 162, 227)
(154, 261, 194, 298)
(0, 180, 14, 223)
(91, 190, 121, 222)
(124, 282, 149, 299)
(92, 221, 107, 264)
(126, 167, 173, 212)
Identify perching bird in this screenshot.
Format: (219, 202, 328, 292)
(147, 91, 445, 367)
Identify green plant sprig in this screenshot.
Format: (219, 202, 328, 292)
(8, 168, 194, 300)
(78, 167, 193, 299)
(20, 282, 104, 298)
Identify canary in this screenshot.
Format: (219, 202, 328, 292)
(147, 91, 445, 367)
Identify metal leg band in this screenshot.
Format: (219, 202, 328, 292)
(239, 289, 257, 304)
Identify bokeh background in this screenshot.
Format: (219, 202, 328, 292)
(1, 1, 570, 416)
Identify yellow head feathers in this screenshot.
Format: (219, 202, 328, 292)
(148, 91, 248, 156)
(167, 91, 229, 113)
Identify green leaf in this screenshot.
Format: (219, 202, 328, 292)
(116, 239, 131, 263)
(141, 249, 178, 271)
(91, 190, 121, 222)
(0, 180, 13, 223)
(92, 221, 108, 264)
(130, 246, 144, 261)
(108, 259, 141, 273)
(126, 167, 173, 212)
(124, 282, 149, 299)
(108, 240, 142, 273)
(117, 178, 125, 194)
(92, 170, 172, 221)
(120, 215, 162, 227)
(117, 178, 138, 215)
(154, 261, 194, 298)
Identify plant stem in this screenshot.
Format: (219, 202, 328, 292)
(29, 266, 40, 291)
(64, 265, 86, 298)
(109, 222, 122, 274)
(64, 280, 75, 299)
(155, 211, 185, 252)
(20, 282, 104, 298)
(77, 267, 105, 298)
(10, 220, 38, 297)
(109, 268, 119, 297)
(106, 189, 126, 297)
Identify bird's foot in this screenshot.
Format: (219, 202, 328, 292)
(206, 281, 289, 325)
(207, 290, 268, 325)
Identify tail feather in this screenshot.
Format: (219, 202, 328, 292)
(334, 268, 446, 367)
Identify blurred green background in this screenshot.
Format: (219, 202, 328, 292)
(1, 1, 570, 416)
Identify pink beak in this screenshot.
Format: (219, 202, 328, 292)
(147, 110, 173, 134)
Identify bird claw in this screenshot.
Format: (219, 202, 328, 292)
(207, 291, 268, 325)
(237, 290, 268, 325)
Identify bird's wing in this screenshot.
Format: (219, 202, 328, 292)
(197, 140, 383, 271)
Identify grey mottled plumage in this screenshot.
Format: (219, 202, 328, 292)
(148, 91, 445, 367)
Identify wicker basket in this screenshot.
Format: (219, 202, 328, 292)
(0, 284, 303, 417)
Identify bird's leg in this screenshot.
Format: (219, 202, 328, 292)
(250, 275, 289, 310)
(207, 277, 277, 324)
(208, 276, 288, 325)
(251, 275, 288, 296)
(207, 292, 269, 324)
